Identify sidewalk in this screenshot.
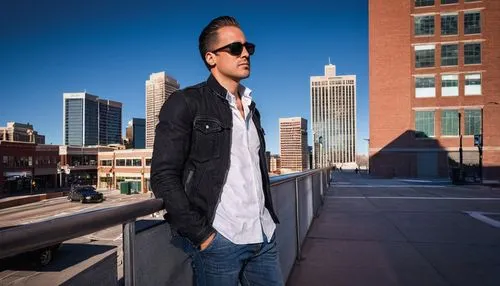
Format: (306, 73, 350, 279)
(287, 172, 500, 286)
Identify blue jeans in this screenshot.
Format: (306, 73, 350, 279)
(174, 232, 284, 286)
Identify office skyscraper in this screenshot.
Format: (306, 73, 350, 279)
(145, 71, 180, 148)
(279, 117, 308, 172)
(311, 64, 356, 168)
(63, 92, 122, 146)
(98, 99, 123, 145)
(126, 118, 146, 149)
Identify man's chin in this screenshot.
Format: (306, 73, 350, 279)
(238, 70, 250, 79)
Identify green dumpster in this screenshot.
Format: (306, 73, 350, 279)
(120, 181, 130, 195)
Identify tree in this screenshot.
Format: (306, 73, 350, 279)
(356, 154, 368, 168)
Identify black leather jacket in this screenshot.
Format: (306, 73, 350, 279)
(151, 75, 279, 246)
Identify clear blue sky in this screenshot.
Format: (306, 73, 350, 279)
(0, 0, 369, 155)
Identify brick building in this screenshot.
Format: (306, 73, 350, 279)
(59, 146, 114, 187)
(369, 0, 500, 179)
(1, 141, 59, 194)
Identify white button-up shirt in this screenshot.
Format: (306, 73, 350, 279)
(212, 85, 276, 244)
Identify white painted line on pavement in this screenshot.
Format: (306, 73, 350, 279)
(331, 185, 446, 188)
(464, 211, 500, 228)
(329, 196, 500, 200)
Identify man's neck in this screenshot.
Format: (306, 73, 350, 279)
(211, 70, 240, 97)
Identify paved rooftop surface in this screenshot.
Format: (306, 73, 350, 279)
(288, 172, 500, 286)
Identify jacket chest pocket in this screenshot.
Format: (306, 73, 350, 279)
(192, 117, 223, 162)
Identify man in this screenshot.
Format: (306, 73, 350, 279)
(151, 16, 283, 285)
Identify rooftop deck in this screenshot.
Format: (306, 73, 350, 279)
(288, 172, 500, 286)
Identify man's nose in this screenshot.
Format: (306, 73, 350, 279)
(241, 46, 250, 58)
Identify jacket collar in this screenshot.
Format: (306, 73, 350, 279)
(206, 74, 256, 111)
(207, 74, 228, 99)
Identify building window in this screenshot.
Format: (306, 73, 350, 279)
(464, 11, 481, 34)
(415, 77, 436, 98)
(441, 44, 458, 66)
(441, 14, 458, 35)
(465, 0, 480, 2)
(441, 0, 458, 4)
(464, 43, 481, 64)
(100, 160, 112, 166)
(415, 45, 435, 68)
(465, 109, 481, 135)
(442, 75, 458, 96)
(465, 74, 481, 95)
(116, 159, 126, 166)
(415, 0, 434, 6)
(441, 110, 459, 136)
(2, 156, 7, 167)
(414, 16, 434, 36)
(145, 158, 152, 166)
(415, 111, 435, 138)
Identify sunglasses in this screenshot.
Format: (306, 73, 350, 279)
(211, 42, 255, 56)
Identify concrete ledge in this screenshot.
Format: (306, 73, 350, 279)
(0, 192, 69, 210)
(0, 195, 46, 209)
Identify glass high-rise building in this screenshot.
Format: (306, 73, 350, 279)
(63, 92, 122, 146)
(98, 99, 123, 145)
(145, 72, 180, 148)
(310, 64, 357, 169)
(126, 118, 145, 149)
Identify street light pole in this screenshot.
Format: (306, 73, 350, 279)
(458, 112, 463, 182)
(363, 138, 370, 174)
(27, 129, 34, 194)
(479, 108, 483, 184)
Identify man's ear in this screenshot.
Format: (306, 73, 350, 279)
(205, 52, 216, 67)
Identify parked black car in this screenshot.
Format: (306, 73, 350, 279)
(67, 186, 104, 203)
(0, 225, 61, 270)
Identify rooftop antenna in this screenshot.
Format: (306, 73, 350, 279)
(328, 57, 331, 65)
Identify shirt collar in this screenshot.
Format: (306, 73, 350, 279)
(226, 84, 253, 107)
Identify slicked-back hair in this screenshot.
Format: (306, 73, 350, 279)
(199, 16, 241, 70)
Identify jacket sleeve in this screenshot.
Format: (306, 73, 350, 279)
(150, 91, 215, 246)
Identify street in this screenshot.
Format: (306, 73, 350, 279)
(0, 190, 154, 285)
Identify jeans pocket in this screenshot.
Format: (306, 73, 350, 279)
(199, 232, 219, 253)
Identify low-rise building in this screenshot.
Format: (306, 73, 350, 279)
(98, 149, 152, 193)
(1, 141, 58, 194)
(59, 145, 114, 187)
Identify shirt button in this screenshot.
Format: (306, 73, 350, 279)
(206, 125, 209, 129)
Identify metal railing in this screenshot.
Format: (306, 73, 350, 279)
(0, 167, 332, 285)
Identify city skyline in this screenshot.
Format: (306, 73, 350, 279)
(0, 0, 369, 154)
